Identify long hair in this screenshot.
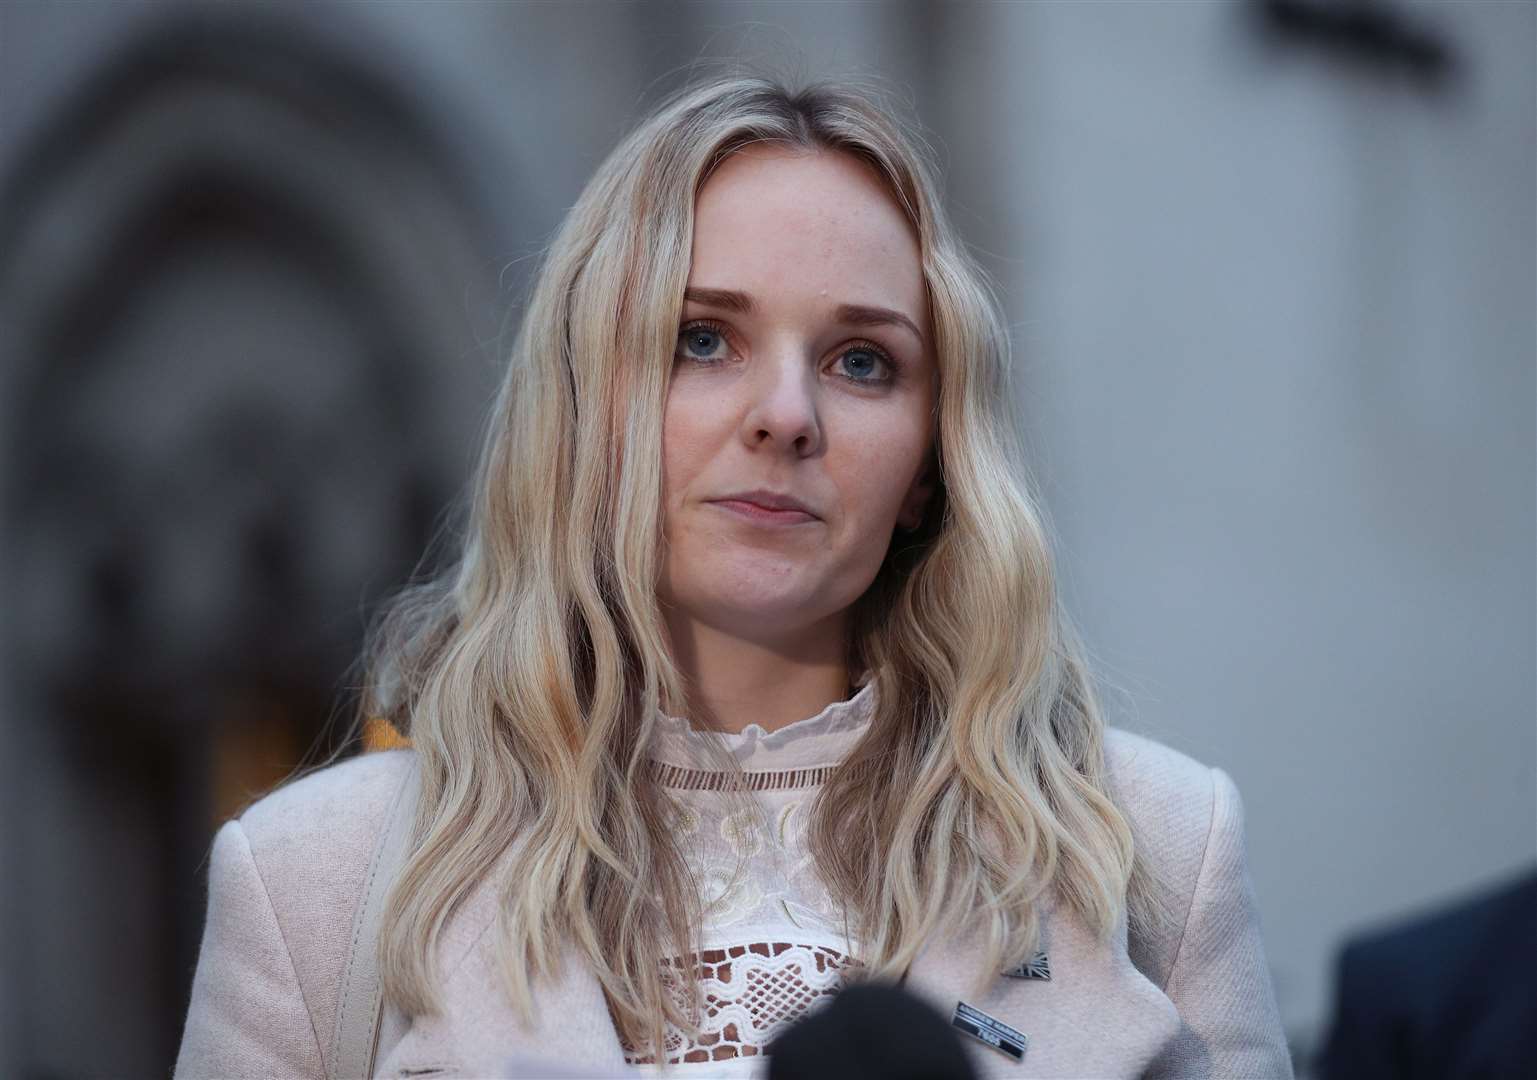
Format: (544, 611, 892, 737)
(356, 73, 1165, 1058)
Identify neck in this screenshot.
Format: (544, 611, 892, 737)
(663, 612, 851, 734)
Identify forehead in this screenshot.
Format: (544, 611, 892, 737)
(688, 145, 926, 323)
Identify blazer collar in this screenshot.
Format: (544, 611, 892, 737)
(378, 859, 1180, 1079)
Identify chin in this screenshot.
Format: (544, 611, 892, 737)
(703, 584, 833, 634)
(662, 574, 833, 638)
(659, 546, 881, 638)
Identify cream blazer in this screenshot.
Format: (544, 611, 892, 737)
(175, 730, 1293, 1079)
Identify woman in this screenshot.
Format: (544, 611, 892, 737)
(176, 75, 1292, 1079)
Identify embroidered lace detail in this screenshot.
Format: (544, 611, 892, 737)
(622, 943, 862, 1067)
(649, 759, 877, 792)
(622, 690, 874, 1072)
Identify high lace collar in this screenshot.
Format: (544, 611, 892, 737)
(648, 679, 878, 774)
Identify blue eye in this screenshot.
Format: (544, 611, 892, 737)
(675, 321, 897, 384)
(836, 345, 894, 384)
(676, 322, 729, 364)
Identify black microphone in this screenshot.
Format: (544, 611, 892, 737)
(767, 983, 978, 1080)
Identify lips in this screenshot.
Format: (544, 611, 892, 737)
(707, 489, 819, 523)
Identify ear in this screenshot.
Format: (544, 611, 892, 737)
(896, 457, 939, 532)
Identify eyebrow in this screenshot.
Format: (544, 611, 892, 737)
(682, 287, 926, 347)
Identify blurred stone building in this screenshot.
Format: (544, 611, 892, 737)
(0, 2, 1530, 1077)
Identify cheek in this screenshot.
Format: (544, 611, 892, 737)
(835, 415, 932, 525)
(660, 387, 723, 504)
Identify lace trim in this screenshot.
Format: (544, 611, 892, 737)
(648, 756, 878, 792)
(648, 761, 837, 791)
(621, 943, 862, 1067)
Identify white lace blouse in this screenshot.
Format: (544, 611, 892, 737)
(621, 682, 877, 1077)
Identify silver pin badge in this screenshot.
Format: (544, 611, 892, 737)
(1003, 950, 1051, 980)
(951, 1001, 1028, 1062)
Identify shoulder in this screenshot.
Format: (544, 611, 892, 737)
(1102, 726, 1224, 844)
(1101, 731, 1292, 1073)
(238, 747, 415, 858)
(1101, 728, 1248, 982)
(232, 748, 416, 927)
(1339, 870, 1537, 993)
(179, 751, 416, 1075)
(228, 750, 416, 994)
(1324, 872, 1537, 1078)
(1102, 725, 1253, 878)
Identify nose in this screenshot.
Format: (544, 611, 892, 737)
(739, 348, 821, 457)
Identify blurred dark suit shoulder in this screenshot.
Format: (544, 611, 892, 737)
(1320, 869, 1537, 1080)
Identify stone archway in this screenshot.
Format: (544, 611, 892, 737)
(0, 9, 504, 1073)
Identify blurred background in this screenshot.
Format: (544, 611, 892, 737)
(0, 1, 1530, 1076)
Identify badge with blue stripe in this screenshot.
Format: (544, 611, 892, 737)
(951, 1000, 1028, 1062)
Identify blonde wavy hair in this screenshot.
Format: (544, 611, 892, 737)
(353, 73, 1162, 1058)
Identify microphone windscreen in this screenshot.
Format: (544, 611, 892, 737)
(767, 982, 978, 1080)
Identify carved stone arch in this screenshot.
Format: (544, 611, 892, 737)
(0, 9, 506, 1075)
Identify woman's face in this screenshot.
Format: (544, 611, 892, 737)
(657, 145, 937, 643)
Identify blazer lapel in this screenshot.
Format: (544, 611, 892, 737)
(903, 894, 1180, 1079)
(379, 861, 1178, 1079)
